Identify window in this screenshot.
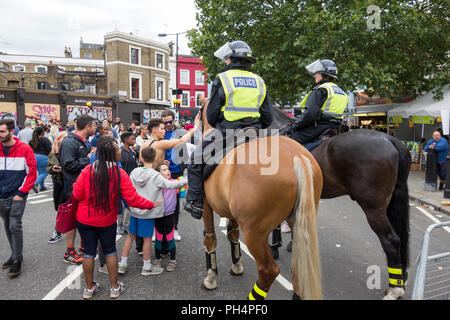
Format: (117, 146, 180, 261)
(180, 69, 189, 85)
(130, 47, 140, 65)
(36, 82, 48, 90)
(8, 80, 19, 87)
(195, 92, 204, 107)
(13, 65, 25, 72)
(156, 53, 163, 69)
(195, 70, 204, 85)
(74, 67, 86, 72)
(35, 65, 47, 73)
(59, 82, 70, 91)
(85, 84, 96, 94)
(181, 91, 190, 107)
(130, 73, 142, 100)
(84, 52, 92, 59)
(156, 80, 164, 101)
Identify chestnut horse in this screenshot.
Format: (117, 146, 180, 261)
(197, 101, 323, 299)
(270, 107, 411, 300)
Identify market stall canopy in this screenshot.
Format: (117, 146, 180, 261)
(388, 85, 449, 118)
(410, 86, 450, 117)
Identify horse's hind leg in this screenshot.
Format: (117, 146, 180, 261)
(241, 228, 280, 300)
(363, 207, 405, 300)
(227, 219, 244, 275)
(202, 200, 218, 290)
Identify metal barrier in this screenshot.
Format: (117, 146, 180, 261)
(412, 221, 450, 300)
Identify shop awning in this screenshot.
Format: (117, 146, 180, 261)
(410, 86, 450, 117)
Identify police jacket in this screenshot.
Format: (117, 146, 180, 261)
(207, 63, 273, 131)
(294, 79, 339, 130)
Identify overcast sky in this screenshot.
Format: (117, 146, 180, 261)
(0, 0, 198, 57)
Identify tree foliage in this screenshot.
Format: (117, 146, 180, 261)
(187, 0, 449, 106)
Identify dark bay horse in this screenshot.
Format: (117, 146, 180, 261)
(198, 101, 324, 299)
(269, 107, 411, 300)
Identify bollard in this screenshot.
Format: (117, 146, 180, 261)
(444, 154, 450, 198)
(425, 150, 437, 191)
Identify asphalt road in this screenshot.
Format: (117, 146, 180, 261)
(0, 181, 449, 301)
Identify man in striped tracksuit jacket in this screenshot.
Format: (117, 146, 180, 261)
(0, 119, 37, 278)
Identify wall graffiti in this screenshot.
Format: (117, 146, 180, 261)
(66, 105, 112, 122)
(25, 103, 60, 124)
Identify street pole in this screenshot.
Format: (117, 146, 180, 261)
(176, 33, 179, 112)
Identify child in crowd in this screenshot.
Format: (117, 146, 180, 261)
(154, 163, 186, 271)
(118, 147, 187, 276)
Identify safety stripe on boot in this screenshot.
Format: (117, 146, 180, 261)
(248, 283, 267, 300)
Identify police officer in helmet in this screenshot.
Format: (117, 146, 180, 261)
(184, 40, 273, 219)
(289, 59, 348, 145)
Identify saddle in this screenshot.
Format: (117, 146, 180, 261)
(203, 127, 260, 181)
(304, 127, 339, 151)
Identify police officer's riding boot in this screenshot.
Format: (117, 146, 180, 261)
(184, 163, 205, 220)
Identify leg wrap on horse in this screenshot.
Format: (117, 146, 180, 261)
(270, 225, 282, 248)
(388, 265, 404, 288)
(248, 282, 268, 300)
(205, 250, 218, 275)
(227, 225, 241, 264)
(229, 240, 241, 265)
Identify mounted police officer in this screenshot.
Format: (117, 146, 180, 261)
(289, 59, 348, 145)
(184, 40, 273, 219)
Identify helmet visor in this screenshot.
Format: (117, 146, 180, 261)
(214, 43, 233, 62)
(305, 59, 325, 76)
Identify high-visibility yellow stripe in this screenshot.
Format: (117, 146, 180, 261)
(248, 292, 256, 300)
(389, 278, 404, 286)
(253, 284, 268, 298)
(388, 267, 403, 275)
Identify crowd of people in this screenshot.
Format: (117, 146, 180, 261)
(0, 112, 200, 299)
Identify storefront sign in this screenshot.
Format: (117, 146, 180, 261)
(412, 115, 434, 124)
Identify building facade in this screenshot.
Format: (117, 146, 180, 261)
(170, 54, 208, 108)
(104, 31, 171, 108)
(0, 53, 106, 94)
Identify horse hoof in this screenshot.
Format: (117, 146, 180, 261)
(230, 262, 244, 276)
(202, 269, 217, 290)
(270, 246, 279, 260)
(382, 287, 405, 300)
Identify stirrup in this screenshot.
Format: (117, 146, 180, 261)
(184, 201, 203, 220)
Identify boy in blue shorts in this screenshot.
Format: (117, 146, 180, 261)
(118, 147, 187, 276)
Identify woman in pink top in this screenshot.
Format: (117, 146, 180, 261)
(72, 135, 161, 299)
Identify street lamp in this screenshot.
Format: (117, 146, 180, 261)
(158, 31, 187, 111)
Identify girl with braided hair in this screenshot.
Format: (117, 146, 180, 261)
(72, 135, 162, 299)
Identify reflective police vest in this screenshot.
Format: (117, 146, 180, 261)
(217, 69, 267, 122)
(300, 82, 348, 118)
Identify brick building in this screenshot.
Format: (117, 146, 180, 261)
(0, 53, 106, 94)
(105, 31, 171, 108)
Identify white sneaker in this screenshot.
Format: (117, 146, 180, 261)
(118, 263, 128, 274)
(174, 230, 181, 241)
(141, 264, 164, 276)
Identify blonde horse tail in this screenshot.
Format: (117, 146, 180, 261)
(291, 156, 322, 299)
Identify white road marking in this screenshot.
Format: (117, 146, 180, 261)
(29, 198, 54, 204)
(415, 206, 450, 234)
(26, 195, 48, 200)
(220, 230, 293, 291)
(42, 235, 123, 300)
(219, 217, 228, 228)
